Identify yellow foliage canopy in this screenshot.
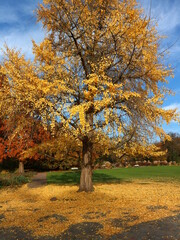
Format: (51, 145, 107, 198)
(0, 0, 179, 161)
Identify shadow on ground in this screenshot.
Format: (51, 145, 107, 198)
(47, 171, 80, 185)
(93, 172, 124, 184)
(47, 171, 124, 185)
(109, 214, 180, 240)
(0, 214, 179, 240)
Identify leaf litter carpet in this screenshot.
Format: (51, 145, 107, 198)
(0, 181, 179, 239)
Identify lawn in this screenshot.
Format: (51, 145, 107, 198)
(47, 166, 180, 185)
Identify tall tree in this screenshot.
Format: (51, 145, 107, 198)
(161, 132, 180, 162)
(0, 66, 51, 173)
(0, 0, 178, 191)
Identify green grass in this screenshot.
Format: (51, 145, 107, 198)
(47, 166, 180, 185)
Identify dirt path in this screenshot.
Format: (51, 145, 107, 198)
(27, 172, 47, 188)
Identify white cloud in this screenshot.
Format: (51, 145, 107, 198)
(140, 0, 180, 34)
(0, 25, 45, 60)
(163, 103, 180, 130)
(152, 6, 180, 34)
(139, 0, 180, 68)
(163, 103, 180, 112)
(0, 1, 44, 59)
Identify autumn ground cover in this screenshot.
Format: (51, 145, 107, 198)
(47, 166, 180, 185)
(0, 167, 179, 239)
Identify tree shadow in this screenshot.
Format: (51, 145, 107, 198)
(47, 171, 81, 185)
(1, 214, 179, 240)
(109, 214, 180, 240)
(93, 172, 125, 184)
(47, 171, 126, 185)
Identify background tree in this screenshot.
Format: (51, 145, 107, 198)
(161, 132, 180, 163)
(0, 120, 7, 163)
(0, 66, 51, 173)
(0, 117, 51, 174)
(0, 0, 178, 191)
(22, 129, 81, 170)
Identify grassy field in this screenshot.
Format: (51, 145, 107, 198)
(47, 166, 180, 185)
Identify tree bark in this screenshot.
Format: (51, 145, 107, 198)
(19, 161, 24, 175)
(78, 136, 94, 192)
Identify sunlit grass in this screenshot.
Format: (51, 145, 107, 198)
(47, 166, 180, 185)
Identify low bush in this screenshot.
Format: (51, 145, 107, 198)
(0, 172, 29, 188)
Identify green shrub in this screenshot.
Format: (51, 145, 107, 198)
(0, 174, 29, 187)
(13, 175, 29, 185)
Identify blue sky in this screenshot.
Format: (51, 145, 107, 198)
(0, 0, 179, 134)
(140, 0, 180, 133)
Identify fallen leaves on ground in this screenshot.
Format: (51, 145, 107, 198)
(0, 181, 179, 237)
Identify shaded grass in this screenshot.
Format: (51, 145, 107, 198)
(47, 166, 180, 185)
(47, 171, 81, 185)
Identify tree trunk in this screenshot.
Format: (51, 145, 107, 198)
(19, 161, 24, 175)
(78, 137, 94, 192)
